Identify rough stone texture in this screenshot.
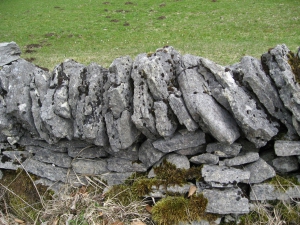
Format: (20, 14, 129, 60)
(223, 152, 259, 167)
(178, 65, 240, 144)
(23, 158, 68, 182)
(274, 140, 300, 156)
(168, 93, 199, 132)
(200, 58, 279, 147)
(175, 145, 206, 156)
(235, 56, 297, 139)
(250, 183, 300, 201)
(72, 158, 108, 175)
(206, 142, 242, 158)
(167, 183, 192, 195)
(272, 156, 299, 173)
(201, 165, 250, 186)
(0, 155, 22, 170)
(105, 144, 139, 161)
(138, 139, 165, 168)
(244, 158, 276, 183)
(100, 172, 134, 186)
(2, 150, 31, 162)
(190, 153, 219, 165)
(203, 188, 249, 214)
(152, 129, 206, 153)
(0, 42, 21, 66)
(67, 145, 108, 158)
(107, 157, 147, 173)
(261, 44, 300, 124)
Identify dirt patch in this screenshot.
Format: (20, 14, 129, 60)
(159, 3, 166, 7)
(25, 49, 37, 54)
(106, 15, 111, 18)
(110, 19, 119, 22)
(25, 57, 36, 62)
(157, 16, 166, 20)
(54, 6, 64, 10)
(123, 22, 130, 26)
(45, 32, 56, 37)
(104, 9, 109, 12)
(125, 1, 133, 5)
(68, 34, 74, 38)
(103, 1, 110, 4)
(25, 44, 42, 49)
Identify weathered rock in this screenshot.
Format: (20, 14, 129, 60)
(203, 188, 249, 214)
(274, 140, 300, 156)
(200, 58, 279, 147)
(138, 139, 165, 168)
(153, 101, 177, 137)
(168, 94, 199, 132)
(190, 153, 219, 165)
(175, 145, 206, 156)
(201, 165, 250, 187)
(250, 183, 300, 201)
(260, 149, 277, 166)
(237, 56, 297, 139)
(272, 156, 299, 173)
(178, 66, 240, 144)
(2, 150, 31, 162)
(105, 144, 139, 161)
(152, 129, 205, 153)
(100, 172, 134, 186)
(0, 42, 21, 66)
(223, 152, 259, 167)
(206, 142, 242, 158)
(107, 157, 147, 172)
(72, 158, 108, 175)
(261, 44, 300, 123)
(244, 158, 276, 183)
(0, 170, 3, 180)
(167, 183, 192, 195)
(23, 158, 68, 182)
(67, 145, 108, 159)
(73, 63, 108, 146)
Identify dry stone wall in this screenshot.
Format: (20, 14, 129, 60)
(1, 42, 300, 217)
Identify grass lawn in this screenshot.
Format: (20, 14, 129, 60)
(0, 0, 299, 70)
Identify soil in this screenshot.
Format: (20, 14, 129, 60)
(157, 16, 166, 20)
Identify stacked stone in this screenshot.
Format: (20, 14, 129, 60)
(1, 42, 300, 217)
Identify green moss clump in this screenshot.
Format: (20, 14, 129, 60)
(287, 50, 300, 83)
(151, 194, 218, 225)
(268, 175, 300, 192)
(0, 169, 53, 223)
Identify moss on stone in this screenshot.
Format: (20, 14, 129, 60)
(287, 50, 300, 83)
(268, 175, 300, 192)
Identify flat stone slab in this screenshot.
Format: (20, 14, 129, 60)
(72, 158, 108, 175)
(0, 42, 21, 66)
(107, 157, 147, 172)
(190, 153, 219, 165)
(67, 146, 108, 159)
(206, 142, 241, 158)
(274, 140, 300, 156)
(138, 139, 166, 168)
(152, 130, 206, 153)
(201, 164, 250, 186)
(203, 188, 249, 214)
(100, 172, 134, 186)
(244, 158, 276, 183)
(250, 183, 300, 201)
(272, 156, 299, 173)
(224, 152, 259, 167)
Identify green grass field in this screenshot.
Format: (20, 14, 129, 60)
(0, 0, 300, 70)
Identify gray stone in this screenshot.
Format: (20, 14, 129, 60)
(168, 94, 199, 132)
(100, 172, 134, 186)
(72, 158, 108, 175)
(167, 183, 192, 195)
(131, 54, 159, 139)
(0, 42, 21, 66)
(25, 146, 72, 168)
(0, 155, 21, 170)
(260, 149, 277, 166)
(261, 45, 300, 123)
(0, 170, 3, 180)
(250, 183, 300, 201)
(105, 144, 139, 161)
(203, 188, 249, 214)
(200, 58, 279, 148)
(2, 150, 31, 162)
(274, 140, 300, 156)
(67, 145, 108, 159)
(175, 145, 206, 156)
(201, 165, 250, 186)
(152, 130, 206, 153)
(34, 178, 65, 194)
(138, 139, 165, 168)
(244, 158, 276, 183)
(153, 101, 177, 137)
(178, 67, 240, 144)
(224, 152, 259, 167)
(190, 153, 219, 165)
(206, 142, 242, 158)
(23, 158, 68, 182)
(272, 156, 299, 173)
(107, 157, 147, 173)
(238, 56, 297, 139)
(73, 63, 108, 146)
